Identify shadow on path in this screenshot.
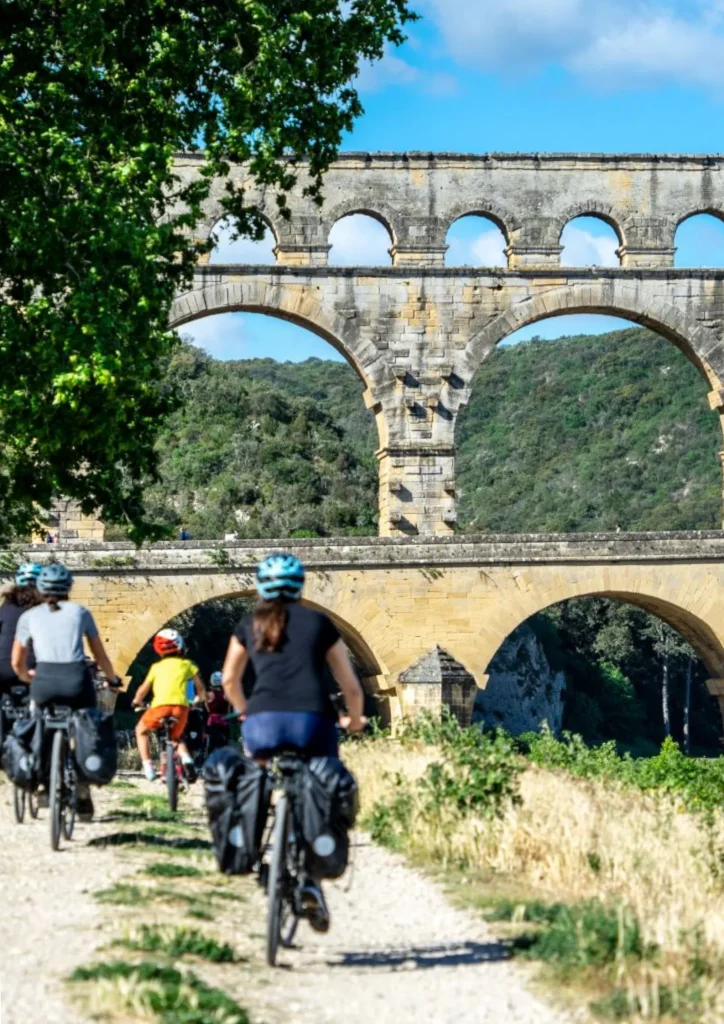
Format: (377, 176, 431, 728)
(331, 941, 509, 970)
(87, 831, 212, 851)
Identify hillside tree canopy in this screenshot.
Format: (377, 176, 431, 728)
(0, 0, 414, 542)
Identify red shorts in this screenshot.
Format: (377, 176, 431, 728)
(139, 705, 189, 742)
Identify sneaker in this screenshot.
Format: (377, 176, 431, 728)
(76, 784, 94, 823)
(182, 760, 197, 784)
(143, 761, 157, 782)
(298, 882, 330, 933)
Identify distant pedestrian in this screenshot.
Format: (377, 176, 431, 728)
(179, 526, 189, 541)
(45, 531, 55, 544)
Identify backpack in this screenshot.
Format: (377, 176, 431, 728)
(204, 747, 271, 874)
(1, 715, 42, 790)
(71, 708, 117, 785)
(298, 756, 359, 880)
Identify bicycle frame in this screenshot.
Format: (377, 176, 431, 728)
(263, 754, 308, 966)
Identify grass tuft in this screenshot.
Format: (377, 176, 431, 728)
(70, 960, 249, 1023)
(142, 862, 204, 879)
(118, 924, 236, 962)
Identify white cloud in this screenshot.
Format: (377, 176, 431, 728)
(208, 218, 276, 264)
(356, 48, 457, 95)
(328, 213, 393, 265)
(560, 224, 619, 266)
(446, 226, 507, 266)
(417, 0, 724, 91)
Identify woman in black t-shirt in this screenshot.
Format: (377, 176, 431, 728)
(221, 553, 365, 760)
(0, 563, 41, 692)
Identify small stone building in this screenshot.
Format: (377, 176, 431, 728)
(398, 645, 478, 726)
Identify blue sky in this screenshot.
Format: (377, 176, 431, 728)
(184, 0, 724, 364)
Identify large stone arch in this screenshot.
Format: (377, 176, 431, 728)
(169, 278, 395, 450)
(462, 279, 724, 389)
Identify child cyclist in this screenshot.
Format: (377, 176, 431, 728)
(132, 629, 207, 782)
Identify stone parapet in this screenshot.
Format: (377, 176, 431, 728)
(12, 530, 724, 574)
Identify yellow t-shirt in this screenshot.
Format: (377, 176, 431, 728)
(147, 657, 199, 708)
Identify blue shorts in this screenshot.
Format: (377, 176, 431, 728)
(243, 711, 338, 759)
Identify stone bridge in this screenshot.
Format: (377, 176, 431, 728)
(13, 533, 724, 729)
(169, 152, 724, 536)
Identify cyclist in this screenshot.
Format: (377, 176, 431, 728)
(0, 563, 41, 694)
(132, 629, 206, 782)
(205, 670, 232, 754)
(10, 562, 120, 819)
(221, 552, 365, 932)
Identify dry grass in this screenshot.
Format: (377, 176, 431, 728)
(348, 738, 724, 1015)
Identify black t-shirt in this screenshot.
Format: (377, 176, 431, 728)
(0, 600, 36, 679)
(234, 604, 340, 718)
(0, 601, 22, 676)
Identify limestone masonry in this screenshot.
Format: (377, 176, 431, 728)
(12, 534, 724, 729)
(169, 152, 724, 537)
(20, 153, 724, 727)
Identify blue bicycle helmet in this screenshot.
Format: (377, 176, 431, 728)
(14, 562, 42, 588)
(255, 553, 305, 601)
(37, 563, 73, 597)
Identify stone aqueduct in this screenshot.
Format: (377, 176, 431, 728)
(12, 152, 724, 728)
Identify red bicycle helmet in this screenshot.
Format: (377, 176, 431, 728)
(153, 628, 184, 657)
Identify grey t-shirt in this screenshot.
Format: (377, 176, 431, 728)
(15, 602, 99, 664)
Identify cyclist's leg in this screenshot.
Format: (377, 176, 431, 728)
(136, 706, 165, 780)
(169, 707, 196, 780)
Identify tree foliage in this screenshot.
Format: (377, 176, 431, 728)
(0, 0, 414, 541)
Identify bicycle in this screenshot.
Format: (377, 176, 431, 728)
(262, 752, 309, 967)
(134, 707, 194, 812)
(0, 686, 39, 824)
(44, 703, 77, 850)
(45, 676, 122, 850)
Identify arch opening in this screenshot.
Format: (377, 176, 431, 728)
(104, 308, 380, 541)
(445, 214, 508, 268)
(674, 213, 724, 268)
(560, 215, 621, 267)
(477, 593, 724, 755)
(457, 314, 722, 533)
(328, 212, 393, 266)
(208, 215, 277, 265)
(117, 593, 390, 730)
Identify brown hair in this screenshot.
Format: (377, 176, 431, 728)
(2, 585, 40, 610)
(252, 598, 288, 653)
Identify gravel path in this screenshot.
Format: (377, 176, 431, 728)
(0, 776, 574, 1024)
(0, 779, 121, 1024)
(232, 834, 574, 1024)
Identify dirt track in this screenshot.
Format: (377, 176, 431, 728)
(0, 775, 573, 1024)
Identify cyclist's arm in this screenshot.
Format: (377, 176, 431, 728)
(192, 673, 207, 703)
(87, 633, 118, 684)
(326, 640, 365, 732)
(132, 677, 153, 707)
(221, 635, 249, 716)
(10, 639, 31, 683)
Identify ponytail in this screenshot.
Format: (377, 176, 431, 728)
(252, 598, 288, 653)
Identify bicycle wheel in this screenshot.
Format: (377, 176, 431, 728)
(266, 792, 290, 967)
(166, 741, 178, 812)
(13, 785, 25, 824)
(49, 729, 65, 850)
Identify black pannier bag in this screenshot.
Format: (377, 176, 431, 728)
(1, 715, 42, 789)
(298, 756, 359, 880)
(204, 747, 271, 874)
(71, 708, 117, 785)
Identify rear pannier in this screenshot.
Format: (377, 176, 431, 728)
(204, 747, 271, 874)
(298, 756, 358, 880)
(71, 708, 117, 786)
(1, 716, 42, 790)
